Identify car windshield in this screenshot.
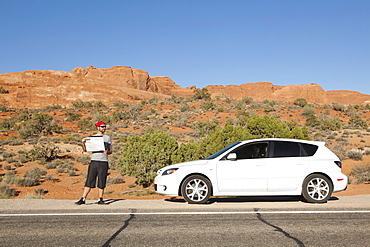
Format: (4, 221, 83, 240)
(205, 142, 241, 160)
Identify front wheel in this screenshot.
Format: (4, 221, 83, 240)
(181, 175, 212, 204)
(302, 174, 333, 203)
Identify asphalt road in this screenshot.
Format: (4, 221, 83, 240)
(1, 195, 369, 247)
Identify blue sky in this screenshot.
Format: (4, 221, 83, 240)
(1, 0, 369, 95)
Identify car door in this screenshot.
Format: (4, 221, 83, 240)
(216, 142, 268, 192)
(267, 141, 310, 191)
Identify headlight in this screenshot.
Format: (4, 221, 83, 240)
(162, 168, 178, 175)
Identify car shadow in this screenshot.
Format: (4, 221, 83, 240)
(164, 196, 340, 204)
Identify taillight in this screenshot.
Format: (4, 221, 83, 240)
(334, 161, 342, 168)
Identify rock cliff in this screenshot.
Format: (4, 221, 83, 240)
(0, 66, 369, 108)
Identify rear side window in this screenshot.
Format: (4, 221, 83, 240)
(271, 141, 317, 158)
(300, 143, 318, 156)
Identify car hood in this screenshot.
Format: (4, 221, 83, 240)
(161, 160, 210, 171)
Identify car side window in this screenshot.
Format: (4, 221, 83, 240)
(272, 141, 311, 157)
(301, 143, 318, 156)
(231, 142, 268, 159)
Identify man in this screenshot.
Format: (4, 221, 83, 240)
(75, 121, 112, 205)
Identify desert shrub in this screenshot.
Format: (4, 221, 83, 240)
(264, 104, 276, 113)
(305, 114, 321, 127)
(331, 143, 348, 160)
(3, 172, 23, 186)
(332, 102, 346, 112)
(320, 116, 342, 131)
(76, 156, 90, 165)
(44, 162, 58, 169)
(294, 98, 308, 108)
(192, 88, 211, 100)
(65, 111, 82, 121)
(107, 176, 125, 185)
(28, 143, 60, 161)
(4, 164, 12, 170)
(117, 130, 178, 187)
(126, 104, 143, 121)
(0, 104, 8, 112)
(18, 113, 62, 139)
(301, 106, 315, 117)
(235, 110, 253, 126)
(0, 118, 16, 130)
(44, 104, 63, 111)
(231, 97, 254, 110)
(44, 174, 57, 181)
(347, 150, 363, 161)
(6, 157, 17, 163)
(77, 118, 94, 131)
(0, 86, 9, 94)
(190, 119, 221, 138)
(245, 115, 309, 139)
(34, 188, 46, 196)
(348, 115, 368, 129)
(94, 101, 106, 108)
(55, 161, 77, 174)
(200, 99, 216, 111)
(0, 185, 17, 199)
(173, 114, 190, 128)
(72, 100, 93, 109)
(350, 163, 370, 184)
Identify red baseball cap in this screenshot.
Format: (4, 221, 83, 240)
(95, 121, 106, 127)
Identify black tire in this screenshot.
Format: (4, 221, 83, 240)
(181, 175, 212, 204)
(302, 174, 333, 203)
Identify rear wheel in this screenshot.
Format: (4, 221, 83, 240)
(302, 174, 333, 203)
(181, 175, 212, 204)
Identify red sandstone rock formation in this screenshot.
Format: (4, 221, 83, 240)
(0, 66, 369, 108)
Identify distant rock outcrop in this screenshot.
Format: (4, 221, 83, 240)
(0, 66, 369, 108)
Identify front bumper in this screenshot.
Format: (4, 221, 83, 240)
(154, 174, 181, 196)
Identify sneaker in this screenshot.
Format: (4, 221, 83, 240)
(97, 198, 105, 205)
(75, 198, 85, 205)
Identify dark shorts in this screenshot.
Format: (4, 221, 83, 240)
(85, 160, 109, 189)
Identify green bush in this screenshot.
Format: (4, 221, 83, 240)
(294, 98, 308, 108)
(320, 116, 342, 131)
(200, 99, 216, 111)
(0, 86, 9, 94)
(0, 118, 16, 130)
(245, 115, 309, 139)
(190, 119, 221, 137)
(117, 130, 178, 187)
(192, 88, 211, 100)
(0, 104, 8, 112)
(18, 113, 62, 139)
(72, 100, 93, 109)
(77, 118, 94, 131)
(65, 111, 82, 121)
(348, 115, 368, 129)
(301, 106, 315, 117)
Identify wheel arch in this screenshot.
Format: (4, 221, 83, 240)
(303, 172, 334, 189)
(178, 173, 213, 196)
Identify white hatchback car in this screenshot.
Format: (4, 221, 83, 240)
(154, 138, 348, 204)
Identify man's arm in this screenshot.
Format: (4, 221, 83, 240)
(81, 138, 87, 152)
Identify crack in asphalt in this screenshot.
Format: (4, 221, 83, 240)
(254, 208, 305, 247)
(102, 208, 137, 247)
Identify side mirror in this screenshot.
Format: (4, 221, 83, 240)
(227, 153, 237, 160)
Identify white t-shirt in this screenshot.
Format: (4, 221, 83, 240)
(90, 134, 112, 162)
